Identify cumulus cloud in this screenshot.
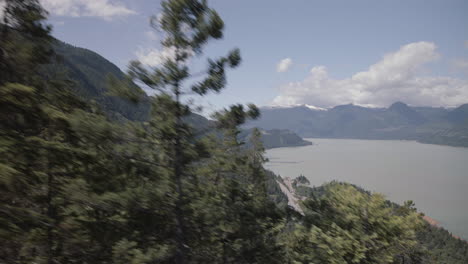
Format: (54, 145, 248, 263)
(136, 47, 177, 67)
(136, 46, 194, 67)
(272, 42, 468, 108)
(41, 0, 136, 20)
(276, 58, 293, 73)
(0, 0, 6, 19)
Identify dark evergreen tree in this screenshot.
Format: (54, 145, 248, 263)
(0, 0, 52, 86)
(122, 0, 242, 262)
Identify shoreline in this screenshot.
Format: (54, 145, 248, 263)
(422, 215, 466, 242)
(277, 176, 467, 243)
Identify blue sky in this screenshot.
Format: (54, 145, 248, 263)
(36, 0, 468, 111)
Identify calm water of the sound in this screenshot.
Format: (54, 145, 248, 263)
(266, 138, 468, 240)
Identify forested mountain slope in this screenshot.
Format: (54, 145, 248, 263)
(41, 39, 151, 121)
(240, 128, 312, 149)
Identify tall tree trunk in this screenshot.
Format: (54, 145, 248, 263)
(173, 86, 187, 264)
(46, 165, 55, 264)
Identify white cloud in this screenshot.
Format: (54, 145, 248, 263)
(0, 0, 6, 19)
(136, 47, 176, 67)
(136, 46, 194, 67)
(452, 59, 468, 74)
(144, 31, 158, 41)
(272, 42, 468, 108)
(40, 0, 136, 20)
(276, 58, 293, 73)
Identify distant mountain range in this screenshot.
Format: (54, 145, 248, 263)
(246, 103, 468, 147)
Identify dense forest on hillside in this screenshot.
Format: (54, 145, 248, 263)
(1, 0, 467, 263)
(43, 40, 151, 122)
(287, 180, 468, 264)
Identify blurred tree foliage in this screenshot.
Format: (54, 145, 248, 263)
(0, 0, 467, 263)
(283, 183, 425, 264)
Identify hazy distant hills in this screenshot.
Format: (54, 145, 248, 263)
(240, 129, 312, 149)
(259, 129, 312, 148)
(246, 103, 468, 147)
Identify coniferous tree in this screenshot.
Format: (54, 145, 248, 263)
(1, 1, 111, 262)
(124, 0, 241, 262)
(192, 105, 287, 263)
(0, 0, 52, 86)
(0, 1, 56, 262)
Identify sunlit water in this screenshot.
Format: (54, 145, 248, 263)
(266, 138, 468, 240)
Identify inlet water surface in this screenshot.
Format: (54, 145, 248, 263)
(266, 138, 468, 240)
